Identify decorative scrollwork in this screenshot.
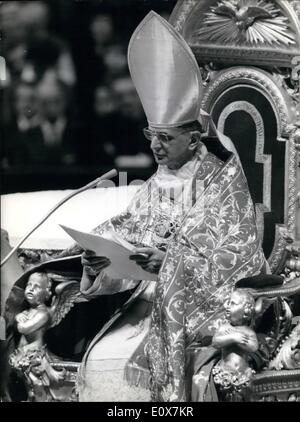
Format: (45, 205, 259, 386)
(268, 226, 290, 273)
(218, 101, 272, 209)
(218, 100, 272, 242)
(250, 369, 300, 401)
(201, 67, 299, 271)
(269, 322, 300, 370)
(169, 0, 199, 32)
(201, 67, 291, 135)
(170, 1, 300, 68)
(286, 125, 299, 240)
(291, 1, 300, 21)
(192, 45, 300, 69)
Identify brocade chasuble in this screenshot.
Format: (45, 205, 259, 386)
(77, 150, 266, 401)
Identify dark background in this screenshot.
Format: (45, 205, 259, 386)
(1, 0, 177, 193)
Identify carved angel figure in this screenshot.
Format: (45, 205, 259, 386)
(269, 322, 300, 370)
(212, 290, 258, 397)
(9, 272, 82, 402)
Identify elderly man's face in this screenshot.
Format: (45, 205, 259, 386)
(15, 85, 38, 119)
(38, 85, 66, 123)
(147, 126, 196, 170)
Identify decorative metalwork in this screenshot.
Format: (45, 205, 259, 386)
(193, 0, 296, 46)
(286, 126, 299, 239)
(291, 1, 300, 21)
(201, 66, 298, 271)
(268, 225, 290, 273)
(169, 0, 199, 32)
(201, 67, 291, 135)
(249, 369, 300, 401)
(218, 101, 272, 238)
(192, 45, 299, 68)
(269, 322, 300, 370)
(170, 0, 300, 68)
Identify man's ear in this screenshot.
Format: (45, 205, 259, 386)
(189, 131, 201, 151)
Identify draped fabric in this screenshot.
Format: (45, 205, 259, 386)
(77, 151, 266, 401)
(146, 154, 266, 401)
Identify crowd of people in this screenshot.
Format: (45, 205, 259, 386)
(1, 1, 176, 188)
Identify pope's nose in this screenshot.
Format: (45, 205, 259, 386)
(150, 135, 162, 151)
(224, 300, 230, 310)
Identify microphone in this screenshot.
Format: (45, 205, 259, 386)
(0, 169, 118, 267)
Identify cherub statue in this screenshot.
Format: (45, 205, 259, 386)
(9, 271, 82, 402)
(212, 289, 258, 399)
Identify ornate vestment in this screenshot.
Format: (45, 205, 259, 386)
(76, 150, 266, 401)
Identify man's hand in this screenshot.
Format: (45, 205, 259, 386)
(129, 247, 166, 274)
(81, 250, 111, 277)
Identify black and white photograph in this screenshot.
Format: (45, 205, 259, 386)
(1, 0, 300, 404)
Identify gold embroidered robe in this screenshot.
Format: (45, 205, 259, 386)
(76, 151, 266, 401)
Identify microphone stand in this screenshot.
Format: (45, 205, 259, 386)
(0, 169, 118, 267)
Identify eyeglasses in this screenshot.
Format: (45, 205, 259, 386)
(143, 127, 190, 144)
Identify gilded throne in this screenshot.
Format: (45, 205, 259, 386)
(169, 0, 300, 401)
(1, 0, 300, 402)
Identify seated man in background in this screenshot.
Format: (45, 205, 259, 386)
(35, 80, 77, 166)
(87, 84, 121, 167)
(11, 79, 85, 168)
(111, 76, 153, 168)
(2, 82, 40, 168)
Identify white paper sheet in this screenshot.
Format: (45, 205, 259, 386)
(60, 225, 157, 281)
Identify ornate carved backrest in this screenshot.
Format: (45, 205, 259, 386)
(170, 0, 300, 272)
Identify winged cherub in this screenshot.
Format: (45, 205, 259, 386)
(213, 0, 273, 32)
(212, 290, 258, 396)
(9, 272, 82, 401)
